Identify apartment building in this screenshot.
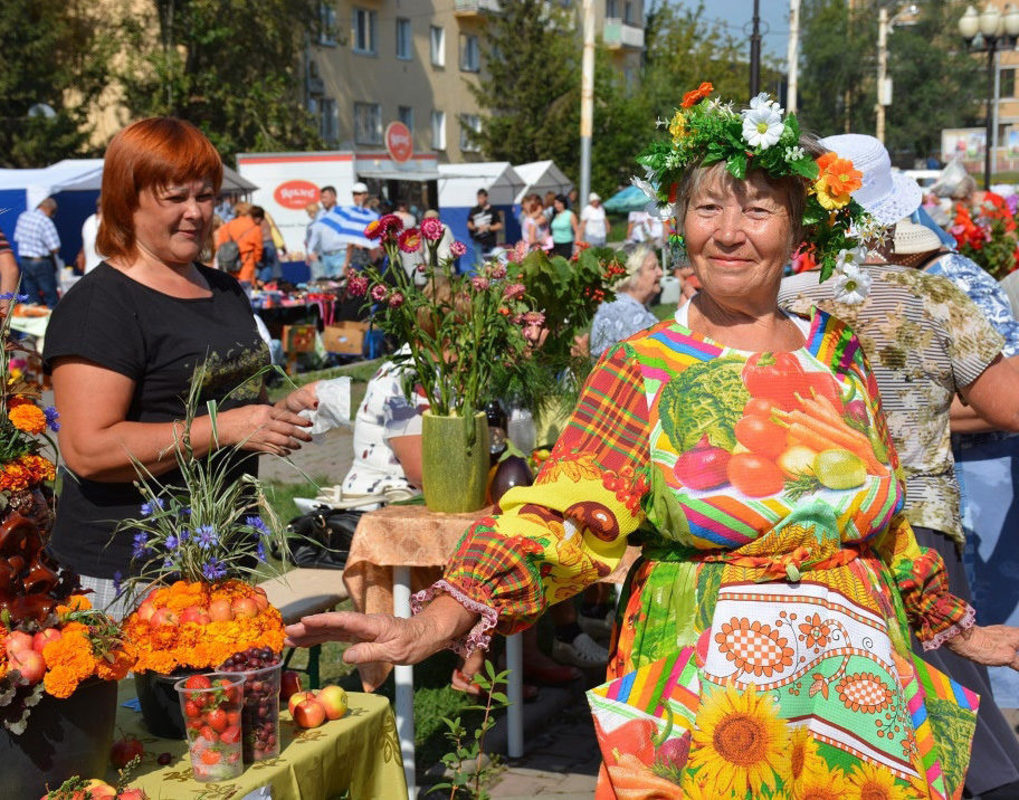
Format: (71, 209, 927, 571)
(307, 0, 645, 164)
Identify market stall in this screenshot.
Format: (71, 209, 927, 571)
(437, 161, 524, 266)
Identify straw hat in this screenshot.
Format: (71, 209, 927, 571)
(892, 220, 943, 255)
(819, 134, 923, 227)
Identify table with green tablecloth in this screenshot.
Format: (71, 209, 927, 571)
(111, 682, 405, 799)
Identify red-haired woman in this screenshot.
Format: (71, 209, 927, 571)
(42, 118, 317, 616)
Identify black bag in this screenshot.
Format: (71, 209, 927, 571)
(279, 507, 362, 570)
(217, 236, 241, 272)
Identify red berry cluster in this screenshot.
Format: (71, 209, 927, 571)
(181, 674, 244, 780)
(219, 647, 281, 763)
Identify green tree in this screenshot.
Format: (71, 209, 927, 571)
(0, 0, 114, 167)
(118, 0, 323, 164)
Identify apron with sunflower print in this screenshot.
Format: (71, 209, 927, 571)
(438, 310, 978, 800)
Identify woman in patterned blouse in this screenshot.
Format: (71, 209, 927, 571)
(287, 113, 1019, 798)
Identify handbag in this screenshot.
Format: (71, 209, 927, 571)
(278, 506, 363, 570)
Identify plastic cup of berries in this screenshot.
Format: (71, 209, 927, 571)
(174, 672, 245, 782)
(219, 647, 283, 763)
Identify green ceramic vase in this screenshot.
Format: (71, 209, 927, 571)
(421, 411, 490, 513)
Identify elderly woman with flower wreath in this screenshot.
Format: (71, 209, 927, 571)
(287, 86, 1019, 798)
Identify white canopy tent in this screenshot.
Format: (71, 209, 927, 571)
(513, 160, 574, 204)
(436, 161, 523, 207)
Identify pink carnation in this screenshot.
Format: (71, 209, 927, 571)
(450, 241, 467, 257)
(471, 276, 490, 291)
(522, 311, 546, 326)
(379, 213, 404, 235)
(388, 291, 405, 308)
(502, 283, 525, 301)
(420, 217, 444, 241)
(371, 284, 388, 302)
(347, 274, 370, 297)
(489, 264, 507, 280)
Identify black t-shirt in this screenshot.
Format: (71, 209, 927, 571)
(42, 263, 271, 579)
(468, 204, 501, 251)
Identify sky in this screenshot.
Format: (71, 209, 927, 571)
(672, 0, 790, 62)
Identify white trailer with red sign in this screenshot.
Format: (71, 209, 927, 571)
(237, 128, 438, 257)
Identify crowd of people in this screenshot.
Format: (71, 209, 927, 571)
(7, 94, 1019, 797)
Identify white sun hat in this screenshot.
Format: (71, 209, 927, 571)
(819, 133, 923, 227)
(892, 219, 944, 255)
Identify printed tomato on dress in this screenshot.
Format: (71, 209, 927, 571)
(661, 352, 889, 500)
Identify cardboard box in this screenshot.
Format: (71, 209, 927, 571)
(322, 321, 369, 355)
(280, 324, 318, 353)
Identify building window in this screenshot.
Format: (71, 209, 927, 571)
(1002, 67, 1016, 98)
(398, 105, 414, 131)
(606, 0, 618, 17)
(459, 33, 480, 72)
(354, 102, 383, 144)
(396, 17, 412, 60)
(352, 7, 377, 55)
(430, 26, 445, 67)
(318, 2, 337, 45)
(460, 114, 481, 152)
(624, 0, 634, 24)
(431, 110, 446, 150)
(320, 98, 339, 143)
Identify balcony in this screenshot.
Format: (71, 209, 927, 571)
(603, 17, 644, 50)
(454, 0, 500, 17)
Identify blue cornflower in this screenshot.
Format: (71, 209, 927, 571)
(202, 559, 227, 581)
(165, 533, 180, 550)
(163, 557, 176, 571)
(178, 528, 190, 543)
(132, 531, 152, 559)
(245, 516, 269, 536)
(140, 498, 165, 516)
(43, 406, 60, 432)
(256, 540, 267, 562)
(181, 507, 192, 516)
(0, 292, 29, 302)
(112, 571, 123, 594)
(195, 525, 218, 550)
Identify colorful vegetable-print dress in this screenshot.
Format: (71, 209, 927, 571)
(423, 309, 977, 800)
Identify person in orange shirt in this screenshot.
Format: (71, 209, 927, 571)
(214, 203, 263, 284)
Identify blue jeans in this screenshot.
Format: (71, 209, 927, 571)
(20, 257, 59, 307)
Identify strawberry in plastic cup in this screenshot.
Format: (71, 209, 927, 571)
(175, 672, 245, 782)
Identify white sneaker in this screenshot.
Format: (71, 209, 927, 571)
(578, 608, 614, 641)
(552, 632, 608, 669)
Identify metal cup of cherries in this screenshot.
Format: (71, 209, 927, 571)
(218, 647, 282, 763)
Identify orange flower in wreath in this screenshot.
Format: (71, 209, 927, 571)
(682, 81, 714, 108)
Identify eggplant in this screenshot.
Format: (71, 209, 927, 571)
(490, 456, 533, 505)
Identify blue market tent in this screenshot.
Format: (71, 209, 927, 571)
(603, 184, 652, 213)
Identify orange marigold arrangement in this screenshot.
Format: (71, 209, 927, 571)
(121, 580, 284, 674)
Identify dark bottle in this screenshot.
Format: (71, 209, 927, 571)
(485, 400, 507, 465)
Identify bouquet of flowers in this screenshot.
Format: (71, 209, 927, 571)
(0, 295, 131, 734)
(491, 243, 628, 416)
(347, 214, 537, 420)
(950, 196, 1019, 279)
(116, 363, 292, 675)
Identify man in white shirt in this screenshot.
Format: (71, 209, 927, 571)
(80, 198, 102, 273)
(13, 197, 61, 307)
(579, 192, 610, 247)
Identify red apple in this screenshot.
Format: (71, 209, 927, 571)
(83, 779, 116, 799)
(180, 606, 210, 626)
(151, 608, 179, 627)
(32, 628, 62, 655)
(110, 733, 145, 769)
(315, 685, 348, 720)
(288, 690, 317, 717)
(208, 598, 233, 622)
(5, 630, 34, 658)
(252, 588, 269, 611)
(293, 698, 326, 728)
(9, 648, 46, 683)
(279, 670, 302, 703)
(117, 790, 148, 800)
(231, 597, 258, 619)
(135, 601, 156, 622)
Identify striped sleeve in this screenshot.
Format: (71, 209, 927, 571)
(420, 343, 652, 653)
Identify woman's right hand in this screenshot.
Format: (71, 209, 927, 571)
(945, 624, 1019, 670)
(219, 403, 313, 456)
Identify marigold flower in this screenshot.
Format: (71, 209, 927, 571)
(681, 81, 713, 108)
(9, 403, 46, 434)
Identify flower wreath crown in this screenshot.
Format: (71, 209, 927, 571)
(637, 82, 879, 286)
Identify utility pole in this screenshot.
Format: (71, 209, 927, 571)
(787, 0, 800, 112)
(876, 7, 888, 143)
(579, 0, 595, 209)
(750, 0, 762, 95)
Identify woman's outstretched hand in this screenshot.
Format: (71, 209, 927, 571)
(285, 595, 480, 666)
(945, 624, 1019, 670)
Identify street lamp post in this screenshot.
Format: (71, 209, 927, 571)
(958, 4, 1019, 189)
